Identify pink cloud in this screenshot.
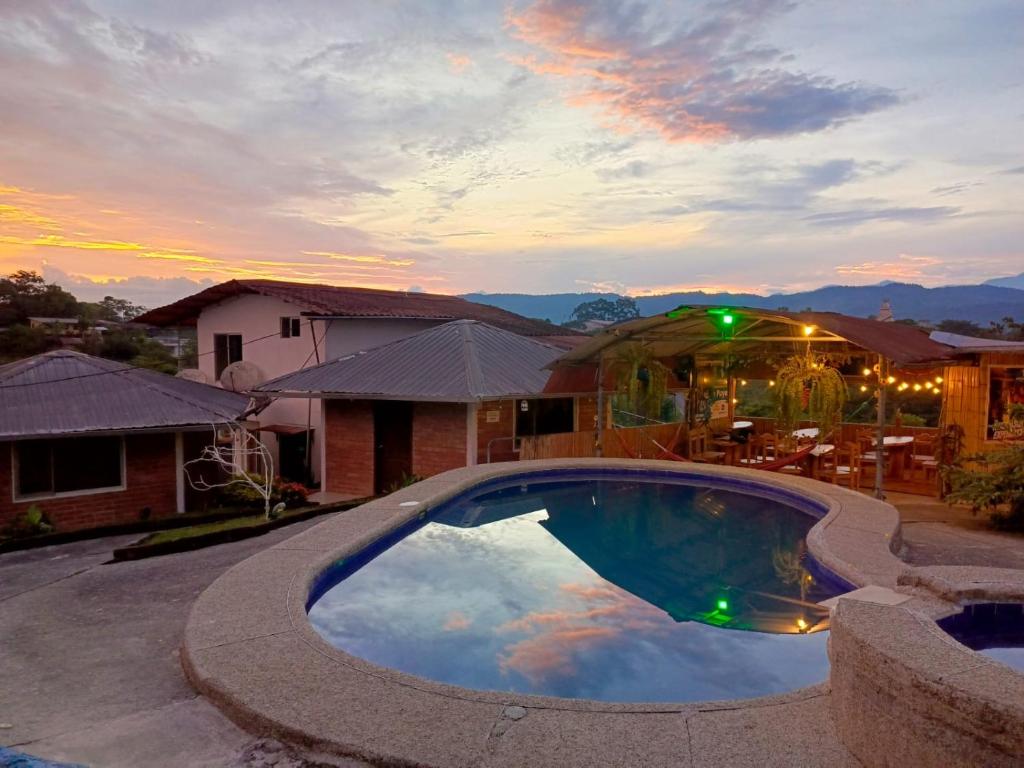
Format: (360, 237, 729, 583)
(507, 0, 898, 142)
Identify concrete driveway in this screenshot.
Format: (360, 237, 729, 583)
(0, 521, 363, 768)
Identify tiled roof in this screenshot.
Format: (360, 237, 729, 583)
(135, 279, 575, 338)
(257, 320, 562, 401)
(0, 350, 250, 440)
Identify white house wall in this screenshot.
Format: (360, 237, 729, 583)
(323, 318, 440, 359)
(197, 294, 326, 483)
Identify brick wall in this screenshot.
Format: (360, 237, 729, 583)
(323, 400, 375, 498)
(0, 433, 178, 534)
(411, 403, 467, 477)
(477, 399, 517, 463)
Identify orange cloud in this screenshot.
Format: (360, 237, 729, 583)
(301, 251, 416, 267)
(446, 52, 473, 73)
(506, 1, 897, 142)
(442, 611, 472, 631)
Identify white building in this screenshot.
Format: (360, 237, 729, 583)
(137, 279, 576, 487)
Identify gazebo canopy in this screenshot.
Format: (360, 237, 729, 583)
(551, 306, 954, 370)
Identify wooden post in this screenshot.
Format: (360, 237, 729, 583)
(874, 355, 887, 500)
(595, 356, 605, 457)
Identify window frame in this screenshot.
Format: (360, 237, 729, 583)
(214, 332, 243, 378)
(280, 317, 302, 338)
(11, 436, 127, 502)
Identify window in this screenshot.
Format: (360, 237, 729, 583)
(987, 367, 1024, 440)
(515, 398, 575, 437)
(280, 317, 301, 338)
(214, 333, 242, 378)
(14, 436, 124, 499)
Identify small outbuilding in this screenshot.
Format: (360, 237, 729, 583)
(0, 350, 250, 533)
(257, 320, 599, 498)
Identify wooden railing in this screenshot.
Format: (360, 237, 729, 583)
(520, 422, 687, 460)
(518, 418, 940, 461)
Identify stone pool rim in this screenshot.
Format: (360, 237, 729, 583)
(181, 458, 906, 765)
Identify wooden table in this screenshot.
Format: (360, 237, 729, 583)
(874, 436, 914, 478)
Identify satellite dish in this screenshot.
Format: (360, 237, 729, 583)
(176, 368, 210, 385)
(220, 361, 264, 392)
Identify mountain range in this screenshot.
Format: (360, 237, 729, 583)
(463, 275, 1024, 326)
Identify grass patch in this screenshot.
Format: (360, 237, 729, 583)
(138, 507, 311, 546)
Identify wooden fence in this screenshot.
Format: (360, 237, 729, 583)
(520, 422, 687, 460)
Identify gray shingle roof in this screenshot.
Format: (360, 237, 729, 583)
(0, 350, 250, 440)
(257, 320, 561, 401)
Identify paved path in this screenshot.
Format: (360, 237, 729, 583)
(0, 522, 365, 768)
(887, 492, 1024, 568)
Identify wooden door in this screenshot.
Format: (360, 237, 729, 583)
(374, 401, 413, 494)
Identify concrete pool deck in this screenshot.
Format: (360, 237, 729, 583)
(3, 460, 1023, 767)
(180, 459, 910, 767)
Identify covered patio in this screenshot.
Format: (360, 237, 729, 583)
(536, 306, 979, 498)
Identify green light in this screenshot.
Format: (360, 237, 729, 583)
(721, 314, 734, 325)
(716, 599, 729, 611)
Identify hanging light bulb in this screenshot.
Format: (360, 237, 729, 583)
(887, 375, 896, 384)
(862, 367, 872, 377)
(768, 380, 775, 387)
(935, 376, 943, 384)
(913, 383, 922, 391)
(859, 384, 868, 392)
(802, 325, 815, 336)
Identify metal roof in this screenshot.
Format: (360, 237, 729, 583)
(552, 306, 955, 369)
(135, 279, 576, 338)
(929, 330, 1024, 355)
(0, 350, 250, 440)
(257, 320, 563, 402)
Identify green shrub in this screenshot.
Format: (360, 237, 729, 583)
(944, 445, 1024, 530)
(3, 504, 55, 538)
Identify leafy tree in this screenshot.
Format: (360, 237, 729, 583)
(0, 324, 57, 362)
(0, 270, 80, 324)
(85, 329, 178, 374)
(97, 295, 147, 322)
(944, 445, 1024, 530)
(565, 297, 639, 329)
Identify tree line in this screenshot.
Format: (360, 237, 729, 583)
(0, 270, 189, 372)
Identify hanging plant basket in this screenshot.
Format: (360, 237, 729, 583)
(774, 353, 848, 438)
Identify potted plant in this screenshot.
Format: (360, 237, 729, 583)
(612, 343, 669, 425)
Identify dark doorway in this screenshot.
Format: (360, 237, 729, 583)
(278, 430, 312, 485)
(374, 401, 413, 495)
(515, 398, 575, 438)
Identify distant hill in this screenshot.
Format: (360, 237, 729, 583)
(463, 282, 1024, 325)
(985, 272, 1024, 290)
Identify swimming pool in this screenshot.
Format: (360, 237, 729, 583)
(937, 602, 1024, 673)
(307, 469, 850, 703)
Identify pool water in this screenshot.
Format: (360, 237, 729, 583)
(308, 471, 848, 702)
(938, 603, 1024, 673)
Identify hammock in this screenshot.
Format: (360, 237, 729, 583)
(610, 420, 687, 461)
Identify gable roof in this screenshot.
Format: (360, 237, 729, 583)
(135, 279, 573, 338)
(0, 350, 250, 440)
(256, 320, 563, 402)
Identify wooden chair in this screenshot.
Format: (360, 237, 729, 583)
(688, 426, 726, 464)
(737, 434, 763, 466)
(911, 434, 936, 480)
(820, 442, 862, 489)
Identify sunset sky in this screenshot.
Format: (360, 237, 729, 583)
(1, 0, 1022, 307)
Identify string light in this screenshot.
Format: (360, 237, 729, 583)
(859, 385, 868, 392)
(887, 375, 896, 384)
(768, 380, 775, 387)
(862, 367, 872, 377)
(935, 376, 943, 383)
